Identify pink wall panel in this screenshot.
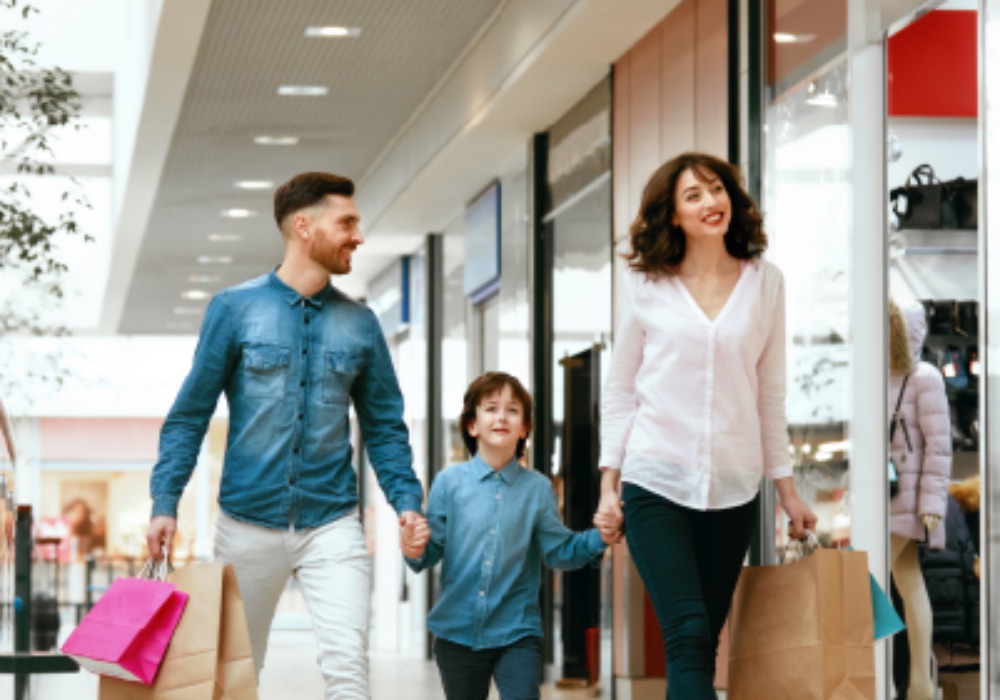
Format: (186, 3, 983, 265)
(40, 417, 163, 462)
(695, 0, 728, 156)
(660, 0, 696, 160)
(613, 53, 633, 245)
(628, 25, 664, 206)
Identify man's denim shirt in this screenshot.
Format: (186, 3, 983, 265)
(405, 455, 605, 650)
(151, 270, 423, 529)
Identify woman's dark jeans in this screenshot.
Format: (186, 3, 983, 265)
(623, 482, 757, 700)
(434, 635, 542, 700)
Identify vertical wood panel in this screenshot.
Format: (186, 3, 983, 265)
(613, 54, 633, 244)
(628, 26, 664, 204)
(661, 0, 696, 159)
(695, 0, 729, 156)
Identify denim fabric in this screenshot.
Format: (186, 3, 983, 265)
(407, 456, 605, 650)
(151, 270, 423, 529)
(622, 482, 756, 700)
(434, 635, 543, 700)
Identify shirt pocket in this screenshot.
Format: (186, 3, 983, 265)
(242, 344, 291, 399)
(323, 350, 364, 404)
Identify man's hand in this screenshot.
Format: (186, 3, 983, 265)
(147, 516, 177, 561)
(399, 510, 429, 559)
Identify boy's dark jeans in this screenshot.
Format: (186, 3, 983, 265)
(434, 635, 542, 700)
(622, 482, 757, 700)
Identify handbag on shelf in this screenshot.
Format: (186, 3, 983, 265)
(890, 164, 977, 230)
(889, 374, 912, 499)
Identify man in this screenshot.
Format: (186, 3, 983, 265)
(147, 172, 425, 699)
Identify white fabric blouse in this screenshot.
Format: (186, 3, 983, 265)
(600, 257, 793, 510)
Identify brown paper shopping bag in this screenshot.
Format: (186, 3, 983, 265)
(727, 548, 876, 700)
(99, 562, 258, 700)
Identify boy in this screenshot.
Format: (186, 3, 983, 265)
(401, 372, 619, 700)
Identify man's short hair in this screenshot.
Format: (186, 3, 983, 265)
(273, 172, 355, 231)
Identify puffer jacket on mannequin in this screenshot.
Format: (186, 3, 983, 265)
(887, 299, 952, 550)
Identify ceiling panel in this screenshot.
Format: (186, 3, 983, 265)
(122, 0, 501, 333)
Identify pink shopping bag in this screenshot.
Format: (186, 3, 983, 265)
(61, 576, 189, 684)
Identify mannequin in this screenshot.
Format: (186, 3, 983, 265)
(888, 299, 952, 700)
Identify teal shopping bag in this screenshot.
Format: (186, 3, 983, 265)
(869, 574, 905, 640)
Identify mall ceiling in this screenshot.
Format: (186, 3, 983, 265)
(105, 0, 501, 334)
(97, 0, 675, 335)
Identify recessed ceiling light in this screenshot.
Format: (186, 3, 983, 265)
(197, 255, 234, 265)
(188, 274, 222, 283)
(254, 135, 300, 146)
(305, 26, 362, 38)
(208, 233, 244, 243)
(173, 307, 203, 316)
(774, 32, 816, 44)
(181, 289, 211, 301)
(234, 180, 273, 190)
(277, 85, 328, 97)
(220, 208, 256, 218)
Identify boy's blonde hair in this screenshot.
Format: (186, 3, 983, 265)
(460, 372, 533, 459)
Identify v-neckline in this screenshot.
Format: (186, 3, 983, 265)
(675, 261, 749, 325)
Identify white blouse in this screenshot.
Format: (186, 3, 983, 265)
(600, 257, 793, 510)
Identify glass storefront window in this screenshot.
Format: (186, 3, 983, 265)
(764, 4, 851, 553)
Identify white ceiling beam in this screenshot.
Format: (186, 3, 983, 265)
(98, 0, 212, 334)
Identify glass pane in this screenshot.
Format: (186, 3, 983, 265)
(764, 51, 851, 554)
(887, 5, 982, 694)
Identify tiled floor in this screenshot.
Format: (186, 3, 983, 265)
(10, 630, 601, 700)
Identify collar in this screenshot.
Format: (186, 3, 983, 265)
(472, 454, 523, 485)
(268, 267, 333, 308)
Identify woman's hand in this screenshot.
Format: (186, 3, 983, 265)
(922, 513, 942, 532)
(774, 477, 818, 541)
(595, 468, 625, 544)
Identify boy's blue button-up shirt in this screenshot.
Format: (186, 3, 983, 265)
(406, 455, 606, 650)
(151, 270, 423, 529)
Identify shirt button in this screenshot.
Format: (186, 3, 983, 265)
(293, 448, 300, 454)
(489, 528, 495, 535)
(298, 413, 304, 420)
(479, 591, 485, 597)
(302, 348, 308, 355)
(300, 380, 306, 387)
(485, 559, 492, 566)
(495, 493, 500, 500)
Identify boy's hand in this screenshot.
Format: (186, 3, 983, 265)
(399, 511, 430, 559)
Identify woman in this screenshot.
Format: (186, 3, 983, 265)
(888, 298, 951, 700)
(596, 152, 817, 699)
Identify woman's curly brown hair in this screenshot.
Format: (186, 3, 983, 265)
(626, 152, 767, 277)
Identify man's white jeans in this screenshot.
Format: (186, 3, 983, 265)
(214, 510, 372, 699)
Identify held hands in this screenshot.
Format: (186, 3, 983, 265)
(594, 489, 625, 546)
(399, 510, 430, 559)
(922, 513, 942, 532)
(146, 516, 177, 561)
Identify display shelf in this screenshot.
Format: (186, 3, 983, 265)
(894, 228, 978, 256)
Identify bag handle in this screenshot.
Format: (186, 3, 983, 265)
(906, 164, 941, 188)
(137, 549, 174, 581)
(889, 374, 913, 452)
(780, 530, 821, 564)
